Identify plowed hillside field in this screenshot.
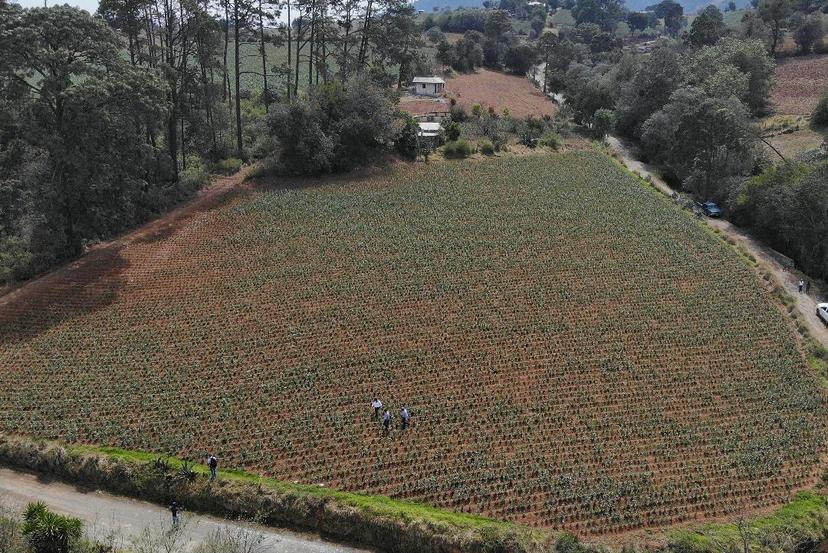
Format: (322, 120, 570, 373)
(0, 153, 825, 534)
(770, 54, 828, 115)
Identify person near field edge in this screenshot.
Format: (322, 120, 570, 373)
(799, 279, 804, 293)
(400, 406, 410, 430)
(207, 453, 218, 481)
(382, 409, 392, 434)
(170, 500, 183, 527)
(371, 398, 383, 420)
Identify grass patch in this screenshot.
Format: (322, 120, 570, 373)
(668, 492, 828, 553)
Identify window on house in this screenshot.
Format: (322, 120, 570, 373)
(422, 83, 426, 89)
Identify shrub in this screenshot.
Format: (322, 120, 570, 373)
(538, 131, 561, 150)
(450, 104, 468, 122)
(396, 115, 420, 161)
(479, 140, 495, 155)
(214, 157, 243, 175)
(179, 166, 210, 193)
(266, 76, 399, 175)
(812, 94, 828, 127)
(591, 108, 615, 138)
(22, 503, 82, 553)
(444, 121, 462, 141)
(443, 139, 474, 158)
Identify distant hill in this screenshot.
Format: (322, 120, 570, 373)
(413, 0, 751, 15)
(412, 0, 485, 12)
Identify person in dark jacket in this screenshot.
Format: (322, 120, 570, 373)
(207, 453, 218, 481)
(170, 501, 183, 526)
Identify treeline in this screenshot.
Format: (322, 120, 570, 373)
(540, 0, 828, 278)
(428, 10, 538, 73)
(0, 0, 427, 286)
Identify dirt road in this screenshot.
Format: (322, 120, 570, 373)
(606, 135, 828, 349)
(0, 467, 371, 553)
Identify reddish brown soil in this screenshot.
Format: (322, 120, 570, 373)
(446, 69, 557, 118)
(0, 169, 248, 316)
(770, 54, 828, 115)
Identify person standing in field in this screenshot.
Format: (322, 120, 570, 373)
(799, 279, 804, 293)
(170, 500, 182, 527)
(400, 406, 410, 430)
(207, 453, 218, 481)
(382, 410, 392, 434)
(371, 398, 383, 420)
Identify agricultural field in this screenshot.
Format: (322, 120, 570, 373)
(446, 69, 557, 117)
(0, 153, 825, 534)
(769, 53, 828, 116)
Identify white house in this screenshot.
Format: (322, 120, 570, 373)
(411, 76, 446, 97)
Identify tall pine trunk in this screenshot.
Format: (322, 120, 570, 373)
(286, 0, 292, 100)
(233, 0, 244, 159)
(259, 0, 270, 112)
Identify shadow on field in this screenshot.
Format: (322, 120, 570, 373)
(0, 245, 129, 345)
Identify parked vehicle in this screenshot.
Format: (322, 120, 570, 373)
(697, 201, 722, 217)
(817, 303, 828, 325)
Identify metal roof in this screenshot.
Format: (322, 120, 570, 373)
(418, 122, 442, 132)
(412, 76, 446, 84)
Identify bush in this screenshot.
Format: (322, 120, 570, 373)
(450, 103, 468, 122)
(443, 139, 474, 158)
(214, 157, 242, 175)
(179, 166, 210, 193)
(813, 94, 828, 127)
(396, 115, 420, 161)
(444, 121, 462, 141)
(266, 76, 399, 175)
(479, 140, 495, 155)
(22, 503, 82, 553)
(591, 108, 615, 138)
(538, 131, 561, 150)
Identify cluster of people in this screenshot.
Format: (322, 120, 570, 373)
(798, 279, 811, 294)
(371, 398, 411, 434)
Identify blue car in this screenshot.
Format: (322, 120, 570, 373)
(700, 201, 722, 217)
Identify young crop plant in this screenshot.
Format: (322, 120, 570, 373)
(0, 152, 825, 535)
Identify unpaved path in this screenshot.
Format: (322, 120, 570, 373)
(0, 168, 249, 307)
(0, 467, 371, 553)
(606, 135, 828, 349)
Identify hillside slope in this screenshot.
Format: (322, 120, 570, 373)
(0, 152, 824, 534)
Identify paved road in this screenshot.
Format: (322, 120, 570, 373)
(0, 467, 372, 553)
(606, 135, 828, 349)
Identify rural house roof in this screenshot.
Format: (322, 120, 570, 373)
(418, 122, 442, 132)
(412, 76, 446, 85)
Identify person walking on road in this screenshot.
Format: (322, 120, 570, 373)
(371, 398, 383, 420)
(400, 407, 410, 430)
(170, 500, 183, 527)
(207, 453, 218, 481)
(382, 410, 392, 434)
(799, 279, 804, 293)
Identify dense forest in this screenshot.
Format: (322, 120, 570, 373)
(0, 0, 425, 284)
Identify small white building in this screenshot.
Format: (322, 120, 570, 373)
(411, 76, 446, 97)
(417, 121, 442, 138)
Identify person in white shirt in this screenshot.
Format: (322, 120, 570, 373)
(382, 410, 392, 434)
(371, 398, 383, 419)
(400, 407, 410, 430)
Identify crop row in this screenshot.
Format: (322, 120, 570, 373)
(0, 153, 825, 533)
